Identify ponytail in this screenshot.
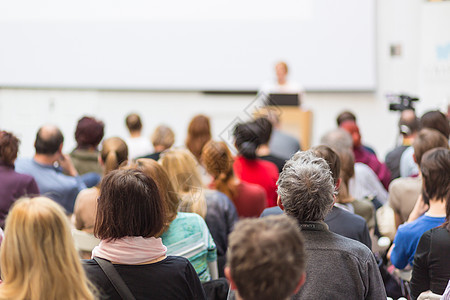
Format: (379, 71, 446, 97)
(100, 137, 128, 175)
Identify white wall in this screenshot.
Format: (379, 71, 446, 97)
(1, 0, 446, 162)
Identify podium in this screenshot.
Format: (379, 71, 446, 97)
(255, 106, 313, 151)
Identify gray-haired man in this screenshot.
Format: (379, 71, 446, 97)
(277, 150, 386, 299)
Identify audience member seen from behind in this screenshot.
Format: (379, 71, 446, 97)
(202, 140, 266, 218)
(389, 128, 449, 229)
(233, 121, 279, 207)
(70, 116, 105, 176)
(84, 169, 205, 300)
(0, 131, 39, 228)
(277, 150, 386, 299)
(253, 117, 286, 173)
(340, 119, 391, 190)
(411, 148, 450, 298)
(400, 110, 450, 178)
(385, 109, 419, 180)
(226, 215, 306, 300)
(160, 148, 238, 276)
(141, 124, 175, 161)
(14, 125, 87, 213)
(134, 158, 218, 282)
(185, 114, 212, 184)
(0, 197, 95, 300)
(73, 137, 128, 234)
(389, 148, 449, 270)
(125, 113, 152, 160)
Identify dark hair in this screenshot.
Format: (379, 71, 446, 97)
(34, 127, 64, 155)
(254, 117, 273, 145)
(336, 111, 357, 126)
(233, 122, 262, 160)
(185, 114, 211, 161)
(311, 145, 341, 185)
(75, 116, 104, 149)
(413, 128, 449, 167)
(420, 110, 450, 138)
(125, 113, 142, 132)
(420, 148, 450, 206)
(94, 169, 165, 240)
(0, 131, 20, 166)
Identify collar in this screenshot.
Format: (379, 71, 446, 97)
(297, 221, 329, 232)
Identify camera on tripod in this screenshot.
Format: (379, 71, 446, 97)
(387, 94, 419, 112)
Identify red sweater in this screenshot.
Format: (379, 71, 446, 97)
(233, 156, 279, 207)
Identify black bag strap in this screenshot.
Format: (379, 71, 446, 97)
(93, 257, 136, 300)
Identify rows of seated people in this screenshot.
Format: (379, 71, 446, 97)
(0, 108, 448, 300)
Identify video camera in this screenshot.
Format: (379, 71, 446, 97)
(387, 94, 419, 112)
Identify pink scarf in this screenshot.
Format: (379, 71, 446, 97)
(92, 236, 167, 264)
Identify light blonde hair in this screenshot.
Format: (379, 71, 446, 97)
(151, 125, 175, 149)
(0, 197, 95, 300)
(159, 148, 207, 218)
(101, 137, 128, 175)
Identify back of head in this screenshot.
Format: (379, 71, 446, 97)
(336, 111, 357, 126)
(0, 131, 20, 166)
(159, 148, 207, 218)
(399, 109, 419, 136)
(95, 169, 164, 240)
(413, 128, 449, 167)
(227, 215, 305, 300)
(233, 121, 262, 160)
(151, 125, 175, 150)
(134, 158, 179, 229)
(34, 125, 64, 155)
(185, 114, 211, 160)
(202, 140, 236, 200)
(277, 151, 334, 222)
(335, 148, 355, 204)
(0, 197, 94, 300)
(320, 128, 353, 153)
(125, 113, 142, 133)
(311, 145, 340, 185)
(101, 137, 128, 175)
(75, 116, 105, 149)
(254, 117, 273, 145)
(420, 110, 450, 139)
(420, 148, 450, 204)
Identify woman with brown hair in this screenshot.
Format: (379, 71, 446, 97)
(73, 137, 128, 233)
(0, 131, 39, 228)
(83, 169, 205, 299)
(133, 158, 218, 282)
(0, 196, 95, 300)
(202, 140, 266, 218)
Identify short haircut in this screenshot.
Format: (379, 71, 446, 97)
(254, 117, 273, 145)
(320, 128, 353, 153)
(311, 145, 340, 185)
(75, 116, 104, 149)
(336, 111, 357, 126)
(399, 109, 419, 136)
(227, 215, 305, 300)
(276, 61, 288, 73)
(420, 110, 450, 138)
(151, 125, 175, 149)
(0, 131, 20, 166)
(277, 150, 334, 222)
(125, 113, 142, 132)
(34, 126, 64, 155)
(420, 148, 450, 204)
(413, 128, 449, 167)
(94, 169, 165, 240)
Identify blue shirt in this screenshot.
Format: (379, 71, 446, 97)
(15, 158, 86, 213)
(391, 214, 445, 269)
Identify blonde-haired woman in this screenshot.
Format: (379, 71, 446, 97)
(133, 158, 217, 282)
(160, 148, 238, 276)
(201, 140, 266, 218)
(0, 197, 95, 300)
(73, 137, 128, 234)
